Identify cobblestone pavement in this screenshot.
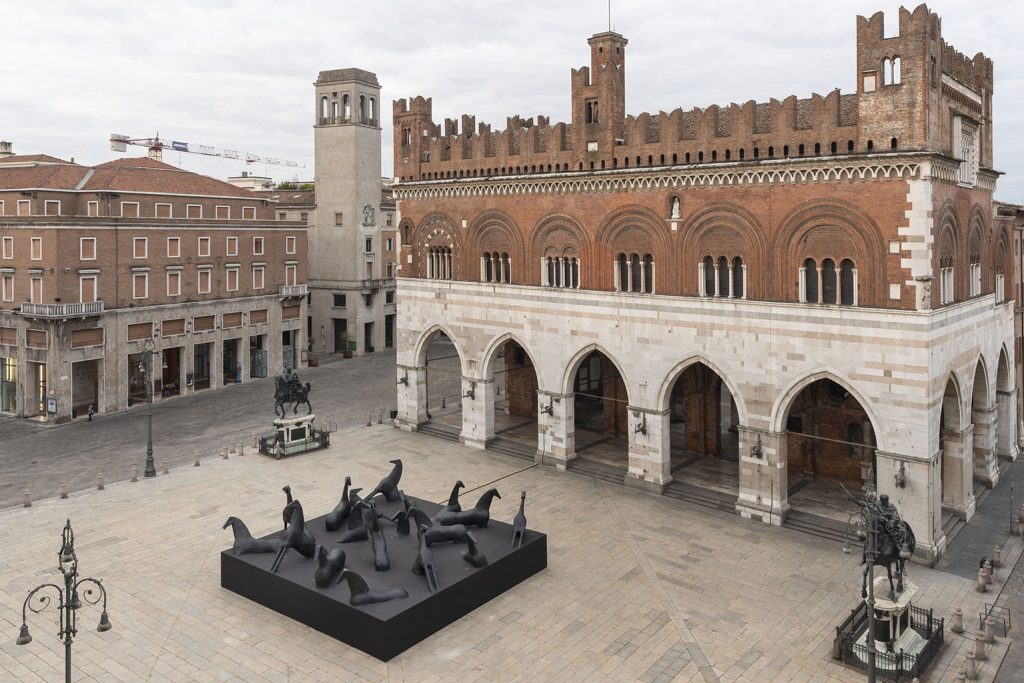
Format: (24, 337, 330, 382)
(0, 351, 405, 510)
(0, 425, 1018, 682)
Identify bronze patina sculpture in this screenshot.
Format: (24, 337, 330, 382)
(314, 545, 346, 588)
(273, 368, 312, 417)
(223, 517, 280, 556)
(436, 488, 501, 528)
(339, 569, 409, 606)
(270, 500, 317, 573)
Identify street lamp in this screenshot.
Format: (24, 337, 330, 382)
(16, 519, 111, 683)
(139, 336, 160, 478)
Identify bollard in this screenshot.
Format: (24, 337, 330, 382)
(131, 465, 138, 483)
(974, 632, 987, 661)
(993, 545, 1002, 567)
(60, 481, 69, 499)
(951, 607, 964, 634)
(984, 616, 996, 644)
(162, 459, 169, 475)
(252, 431, 258, 449)
(377, 409, 383, 424)
(964, 649, 977, 680)
(366, 413, 372, 427)
(238, 442, 245, 457)
(221, 446, 229, 460)
(976, 568, 987, 592)
(953, 672, 965, 683)
(983, 560, 993, 585)
(194, 455, 201, 467)
(441, 395, 446, 409)
(23, 489, 31, 508)
(1011, 517, 1020, 536)
(97, 473, 104, 490)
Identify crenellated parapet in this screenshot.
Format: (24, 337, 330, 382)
(393, 4, 995, 183)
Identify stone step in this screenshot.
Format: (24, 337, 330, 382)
(566, 458, 626, 485)
(486, 437, 536, 463)
(942, 512, 967, 545)
(662, 481, 737, 514)
(418, 422, 460, 442)
(783, 509, 853, 545)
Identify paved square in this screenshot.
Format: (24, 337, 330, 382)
(0, 425, 1018, 681)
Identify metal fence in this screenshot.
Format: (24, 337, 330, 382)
(834, 604, 944, 682)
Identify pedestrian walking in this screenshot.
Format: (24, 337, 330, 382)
(87, 404, 94, 422)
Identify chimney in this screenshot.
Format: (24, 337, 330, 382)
(0, 141, 13, 158)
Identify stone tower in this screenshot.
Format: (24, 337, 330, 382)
(310, 68, 385, 354)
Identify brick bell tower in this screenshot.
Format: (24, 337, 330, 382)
(571, 31, 628, 167)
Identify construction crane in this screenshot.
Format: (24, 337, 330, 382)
(109, 133, 304, 168)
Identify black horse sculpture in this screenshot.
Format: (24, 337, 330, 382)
(436, 488, 501, 528)
(274, 375, 312, 417)
(270, 499, 317, 573)
(325, 478, 358, 532)
(366, 459, 403, 503)
(223, 516, 280, 555)
(314, 545, 346, 588)
(339, 569, 409, 606)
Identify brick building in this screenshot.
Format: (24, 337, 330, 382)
(392, 5, 1017, 564)
(0, 151, 308, 422)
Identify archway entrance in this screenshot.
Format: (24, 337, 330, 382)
(939, 375, 974, 519)
(664, 362, 739, 496)
(571, 350, 629, 474)
(421, 330, 463, 433)
(995, 347, 1014, 460)
(783, 378, 876, 522)
(485, 339, 539, 458)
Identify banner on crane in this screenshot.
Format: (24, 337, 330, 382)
(171, 141, 189, 152)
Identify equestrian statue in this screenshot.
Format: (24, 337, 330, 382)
(273, 368, 313, 417)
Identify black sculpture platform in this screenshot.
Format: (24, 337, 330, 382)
(220, 495, 547, 661)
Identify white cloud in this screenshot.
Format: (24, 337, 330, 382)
(3, 0, 1022, 201)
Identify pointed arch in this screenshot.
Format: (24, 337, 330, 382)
(561, 343, 631, 398)
(971, 355, 991, 412)
(656, 355, 748, 426)
(413, 324, 467, 374)
(480, 331, 542, 380)
(770, 368, 882, 439)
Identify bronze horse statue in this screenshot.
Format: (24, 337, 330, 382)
(274, 374, 312, 417)
(849, 490, 916, 601)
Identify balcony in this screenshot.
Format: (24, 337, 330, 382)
(279, 284, 309, 297)
(360, 278, 394, 292)
(20, 301, 105, 318)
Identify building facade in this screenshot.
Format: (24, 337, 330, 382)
(0, 153, 308, 422)
(392, 5, 1017, 564)
(307, 69, 398, 357)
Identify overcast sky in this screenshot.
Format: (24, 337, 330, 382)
(4, 1, 1022, 201)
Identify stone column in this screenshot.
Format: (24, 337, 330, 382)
(798, 267, 806, 302)
(395, 364, 427, 431)
(612, 258, 619, 291)
(625, 407, 671, 492)
(460, 376, 494, 449)
(479, 256, 486, 282)
(210, 337, 223, 390)
(239, 334, 251, 383)
(727, 263, 735, 298)
(852, 268, 859, 306)
(972, 406, 999, 486)
(626, 259, 633, 293)
(741, 265, 747, 299)
(537, 390, 574, 468)
(698, 261, 706, 296)
(941, 426, 977, 521)
(735, 428, 789, 525)
(816, 265, 823, 303)
(997, 388, 1018, 460)
(875, 450, 946, 565)
(713, 262, 720, 296)
(183, 339, 196, 395)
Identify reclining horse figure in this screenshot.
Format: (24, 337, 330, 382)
(223, 516, 280, 556)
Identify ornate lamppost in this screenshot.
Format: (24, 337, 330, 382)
(16, 519, 111, 683)
(140, 336, 160, 477)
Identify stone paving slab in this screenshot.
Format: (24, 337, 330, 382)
(0, 424, 1018, 682)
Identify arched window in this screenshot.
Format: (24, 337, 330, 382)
(725, 149, 731, 161)
(847, 140, 854, 152)
(358, 95, 366, 123)
(571, 257, 580, 288)
(660, 154, 665, 165)
(643, 254, 654, 294)
(672, 153, 678, 164)
(647, 155, 653, 166)
(698, 151, 704, 162)
(753, 147, 759, 159)
(547, 257, 556, 287)
(821, 258, 837, 304)
(685, 152, 691, 163)
(343, 94, 351, 121)
(711, 150, 717, 161)
(483, 251, 493, 282)
(831, 141, 837, 155)
(732, 256, 744, 299)
(369, 97, 377, 123)
(702, 255, 715, 297)
(630, 253, 642, 292)
(867, 140, 874, 151)
(717, 256, 729, 296)
(783, 145, 789, 157)
(636, 156, 641, 166)
(610, 253, 626, 290)
(798, 144, 805, 156)
(739, 148, 745, 160)
(882, 58, 892, 85)
(840, 259, 855, 305)
(892, 57, 901, 84)
(501, 253, 511, 283)
(803, 258, 818, 303)
(890, 137, 897, 150)
(320, 96, 329, 124)
(814, 143, 820, 156)
(768, 146, 774, 158)
(331, 100, 339, 123)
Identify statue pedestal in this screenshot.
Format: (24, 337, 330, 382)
(262, 414, 328, 458)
